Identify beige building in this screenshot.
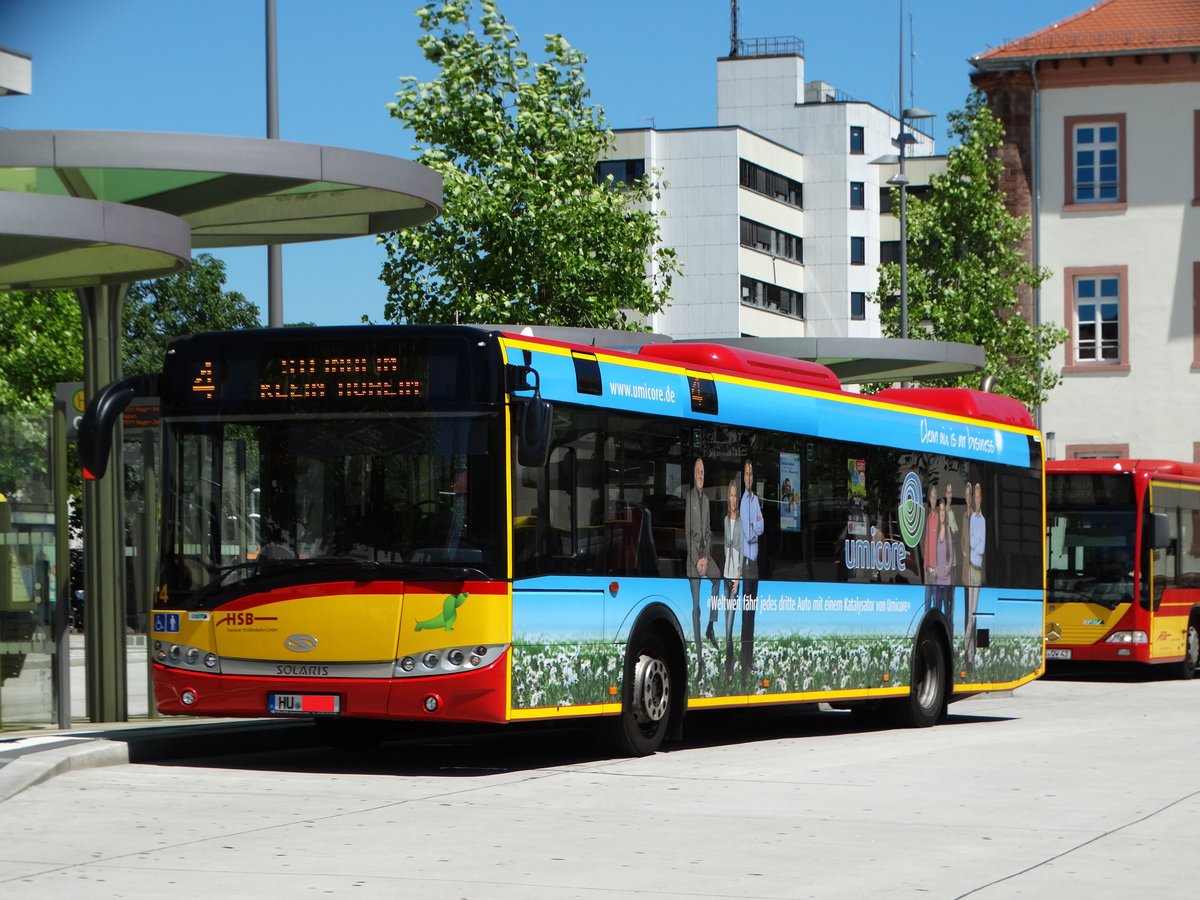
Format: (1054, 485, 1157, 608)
(971, 0, 1200, 462)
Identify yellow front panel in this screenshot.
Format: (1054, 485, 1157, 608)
(212, 593, 404, 662)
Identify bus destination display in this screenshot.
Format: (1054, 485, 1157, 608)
(177, 340, 471, 410)
(257, 354, 426, 401)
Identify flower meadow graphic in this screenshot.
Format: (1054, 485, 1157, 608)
(510, 579, 1043, 709)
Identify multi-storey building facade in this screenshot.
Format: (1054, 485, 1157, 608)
(606, 37, 936, 343)
(971, 0, 1200, 462)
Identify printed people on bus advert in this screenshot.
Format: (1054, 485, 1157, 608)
(686, 457, 721, 680)
(739, 457, 764, 688)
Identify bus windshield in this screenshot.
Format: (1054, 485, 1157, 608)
(160, 410, 506, 602)
(1046, 509, 1137, 605)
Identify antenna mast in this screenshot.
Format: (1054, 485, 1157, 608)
(730, 0, 739, 55)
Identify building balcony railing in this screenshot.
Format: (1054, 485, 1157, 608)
(732, 36, 804, 58)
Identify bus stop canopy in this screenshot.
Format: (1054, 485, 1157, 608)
(0, 191, 190, 289)
(485, 327, 986, 386)
(0, 130, 443, 246)
(0, 129, 444, 724)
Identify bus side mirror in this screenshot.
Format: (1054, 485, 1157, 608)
(1148, 512, 1170, 551)
(78, 373, 160, 479)
(518, 397, 553, 469)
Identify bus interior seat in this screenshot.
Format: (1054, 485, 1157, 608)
(606, 502, 658, 577)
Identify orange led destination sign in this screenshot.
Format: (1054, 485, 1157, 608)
(258, 354, 427, 401)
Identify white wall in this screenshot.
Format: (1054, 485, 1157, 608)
(1037, 81, 1200, 460)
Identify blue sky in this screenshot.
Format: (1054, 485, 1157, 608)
(3, 0, 1087, 327)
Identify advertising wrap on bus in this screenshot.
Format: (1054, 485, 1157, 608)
(80, 325, 1046, 756)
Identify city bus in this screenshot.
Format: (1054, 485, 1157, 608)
(80, 325, 1045, 754)
(1045, 458, 1200, 677)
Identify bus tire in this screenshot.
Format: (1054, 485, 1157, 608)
(606, 629, 676, 756)
(893, 629, 948, 728)
(1177, 616, 1200, 680)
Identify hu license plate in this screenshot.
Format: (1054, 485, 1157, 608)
(1045, 648, 1072, 660)
(269, 693, 340, 715)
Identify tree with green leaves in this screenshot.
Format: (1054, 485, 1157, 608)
(381, 0, 676, 329)
(873, 90, 1065, 408)
(0, 288, 83, 497)
(123, 253, 261, 375)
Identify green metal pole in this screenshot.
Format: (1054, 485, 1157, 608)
(77, 283, 128, 723)
(142, 429, 158, 719)
(51, 398, 72, 728)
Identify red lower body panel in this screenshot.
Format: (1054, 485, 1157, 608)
(153, 652, 509, 723)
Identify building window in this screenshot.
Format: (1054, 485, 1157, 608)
(739, 217, 803, 263)
(1194, 262, 1200, 371)
(879, 241, 900, 265)
(739, 159, 802, 208)
(850, 291, 866, 321)
(1076, 277, 1119, 361)
(1064, 115, 1125, 208)
(1066, 444, 1130, 459)
(1194, 111, 1200, 204)
(1063, 266, 1129, 372)
(850, 236, 865, 265)
(850, 181, 864, 209)
(849, 126, 865, 155)
(741, 275, 804, 319)
(596, 158, 646, 188)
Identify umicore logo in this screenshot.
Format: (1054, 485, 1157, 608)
(898, 472, 925, 548)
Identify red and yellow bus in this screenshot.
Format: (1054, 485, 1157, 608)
(82, 325, 1046, 754)
(1045, 458, 1200, 676)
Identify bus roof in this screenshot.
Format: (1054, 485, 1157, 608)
(637, 343, 844, 394)
(1047, 458, 1200, 481)
(867, 387, 1033, 429)
(499, 328, 1034, 430)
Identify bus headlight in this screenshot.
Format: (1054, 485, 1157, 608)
(154, 641, 220, 673)
(1105, 631, 1148, 644)
(393, 644, 508, 678)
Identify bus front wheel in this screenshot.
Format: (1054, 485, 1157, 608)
(1177, 617, 1199, 680)
(607, 630, 675, 756)
(893, 631, 947, 728)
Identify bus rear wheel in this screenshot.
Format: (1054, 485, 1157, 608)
(893, 631, 947, 728)
(606, 631, 675, 756)
(1177, 617, 1199, 680)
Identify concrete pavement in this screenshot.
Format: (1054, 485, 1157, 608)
(0, 717, 314, 802)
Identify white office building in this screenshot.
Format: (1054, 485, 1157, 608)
(606, 37, 935, 342)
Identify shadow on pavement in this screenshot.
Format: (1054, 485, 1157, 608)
(146, 701, 1015, 778)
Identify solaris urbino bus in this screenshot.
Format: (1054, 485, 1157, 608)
(80, 325, 1045, 755)
(1045, 458, 1200, 676)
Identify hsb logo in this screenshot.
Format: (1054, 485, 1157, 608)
(216, 612, 256, 627)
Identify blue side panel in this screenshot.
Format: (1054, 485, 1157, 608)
(505, 343, 1032, 468)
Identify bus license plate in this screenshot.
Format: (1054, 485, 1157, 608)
(1045, 648, 1072, 660)
(269, 693, 340, 715)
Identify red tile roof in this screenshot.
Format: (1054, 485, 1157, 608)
(974, 0, 1200, 62)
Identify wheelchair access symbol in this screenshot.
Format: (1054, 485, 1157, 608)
(154, 613, 181, 634)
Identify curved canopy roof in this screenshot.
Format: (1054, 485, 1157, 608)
(0, 130, 442, 248)
(0, 191, 190, 289)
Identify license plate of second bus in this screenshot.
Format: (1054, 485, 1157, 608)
(1045, 648, 1072, 660)
(268, 693, 340, 715)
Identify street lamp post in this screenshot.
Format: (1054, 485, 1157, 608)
(890, 106, 932, 339)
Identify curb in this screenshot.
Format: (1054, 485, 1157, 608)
(0, 739, 129, 802)
(0, 719, 315, 802)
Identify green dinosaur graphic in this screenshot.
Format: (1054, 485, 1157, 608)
(414, 592, 469, 632)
